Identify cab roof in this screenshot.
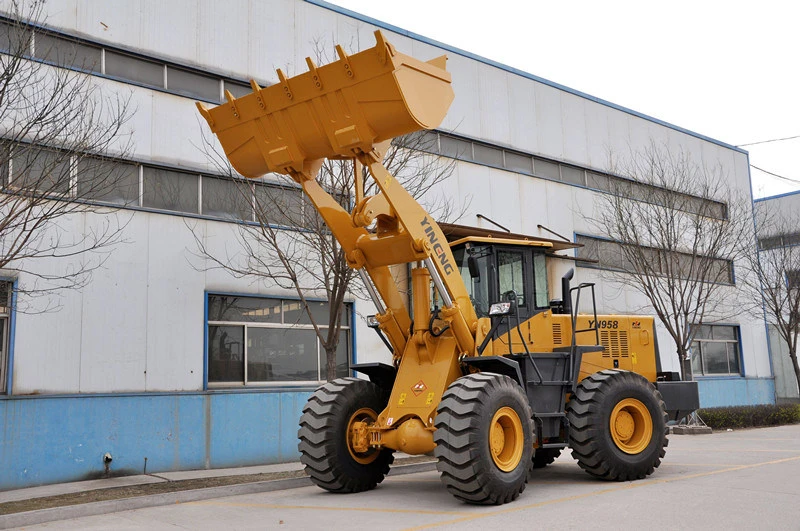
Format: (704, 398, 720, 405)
(449, 236, 553, 249)
(439, 222, 581, 252)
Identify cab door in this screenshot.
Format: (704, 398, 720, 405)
(494, 246, 534, 344)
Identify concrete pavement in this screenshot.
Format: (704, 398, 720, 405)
(3, 424, 800, 530)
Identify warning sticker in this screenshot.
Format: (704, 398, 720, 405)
(411, 380, 427, 396)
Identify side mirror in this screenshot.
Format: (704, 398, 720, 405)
(467, 255, 480, 280)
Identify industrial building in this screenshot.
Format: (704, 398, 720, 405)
(754, 191, 800, 404)
(0, 0, 775, 490)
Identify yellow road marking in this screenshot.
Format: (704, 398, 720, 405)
(403, 455, 800, 530)
(661, 462, 748, 467)
(667, 448, 800, 453)
(187, 501, 466, 516)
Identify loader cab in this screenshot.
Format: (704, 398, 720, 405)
(450, 237, 552, 325)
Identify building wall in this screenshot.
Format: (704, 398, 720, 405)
(0, 0, 774, 489)
(756, 192, 800, 403)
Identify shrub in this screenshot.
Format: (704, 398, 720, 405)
(698, 404, 800, 429)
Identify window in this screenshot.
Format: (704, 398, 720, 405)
(0, 19, 32, 55)
(497, 250, 526, 308)
(207, 294, 351, 385)
(533, 252, 549, 308)
(0, 281, 11, 394)
(533, 158, 560, 181)
(105, 50, 164, 88)
(690, 325, 741, 376)
(453, 246, 491, 318)
(439, 136, 472, 161)
(224, 80, 253, 99)
(33, 32, 101, 72)
(254, 184, 304, 227)
(76, 157, 139, 205)
(167, 66, 220, 102)
(10, 147, 72, 195)
(575, 234, 734, 284)
(504, 151, 533, 174)
(142, 167, 199, 213)
(560, 165, 586, 186)
(473, 144, 503, 167)
(202, 176, 253, 220)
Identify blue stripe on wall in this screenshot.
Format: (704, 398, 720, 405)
(0, 390, 312, 491)
(697, 378, 775, 408)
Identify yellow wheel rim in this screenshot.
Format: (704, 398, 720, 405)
(489, 406, 524, 472)
(609, 398, 653, 454)
(346, 407, 378, 465)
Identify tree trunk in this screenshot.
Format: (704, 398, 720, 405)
(325, 345, 337, 382)
(789, 350, 800, 396)
(679, 350, 694, 382)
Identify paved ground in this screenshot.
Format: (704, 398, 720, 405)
(10, 424, 800, 530)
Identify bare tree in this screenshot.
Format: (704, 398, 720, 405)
(587, 142, 751, 380)
(191, 129, 458, 381)
(0, 1, 133, 309)
(739, 205, 800, 395)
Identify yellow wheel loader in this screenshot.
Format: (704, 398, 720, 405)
(197, 31, 699, 505)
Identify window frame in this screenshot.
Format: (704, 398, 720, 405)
(0, 279, 15, 394)
(690, 324, 743, 377)
(205, 293, 353, 388)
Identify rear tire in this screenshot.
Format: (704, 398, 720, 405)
(298, 377, 394, 493)
(532, 448, 562, 469)
(434, 373, 533, 505)
(567, 369, 668, 481)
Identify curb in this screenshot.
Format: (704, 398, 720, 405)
(0, 461, 437, 529)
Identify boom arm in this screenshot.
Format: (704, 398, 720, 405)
(198, 30, 485, 453)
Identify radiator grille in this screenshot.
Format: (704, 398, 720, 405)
(600, 330, 629, 358)
(552, 323, 562, 345)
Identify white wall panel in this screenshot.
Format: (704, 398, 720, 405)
(144, 214, 205, 391)
(197, 0, 250, 77)
(584, 100, 610, 170)
(486, 169, 521, 233)
(560, 93, 588, 167)
(11, 214, 88, 394)
(78, 212, 148, 393)
(507, 75, 538, 154)
(454, 162, 491, 227)
(518, 175, 548, 235)
(149, 93, 207, 168)
(534, 84, 563, 160)
(293, 2, 340, 68)
(248, 0, 295, 85)
(477, 66, 510, 145)
(439, 53, 480, 137)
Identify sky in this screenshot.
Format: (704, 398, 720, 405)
(329, 0, 800, 199)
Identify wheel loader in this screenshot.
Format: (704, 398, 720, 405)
(197, 30, 699, 505)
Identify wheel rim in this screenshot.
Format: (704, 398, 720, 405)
(489, 406, 524, 472)
(609, 398, 653, 454)
(346, 407, 379, 465)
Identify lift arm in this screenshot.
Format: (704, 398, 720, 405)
(198, 30, 488, 453)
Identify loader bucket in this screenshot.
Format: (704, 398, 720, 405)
(197, 30, 454, 179)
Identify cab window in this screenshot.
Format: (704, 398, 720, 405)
(497, 250, 526, 308)
(453, 246, 490, 317)
(533, 252, 549, 308)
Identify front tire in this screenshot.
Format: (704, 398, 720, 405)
(434, 373, 534, 505)
(298, 377, 394, 493)
(567, 369, 668, 481)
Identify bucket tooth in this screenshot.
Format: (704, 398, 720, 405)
(306, 57, 323, 90)
(335, 45, 354, 78)
(276, 68, 293, 100)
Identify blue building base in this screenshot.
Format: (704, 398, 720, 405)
(0, 389, 312, 491)
(697, 377, 775, 408)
